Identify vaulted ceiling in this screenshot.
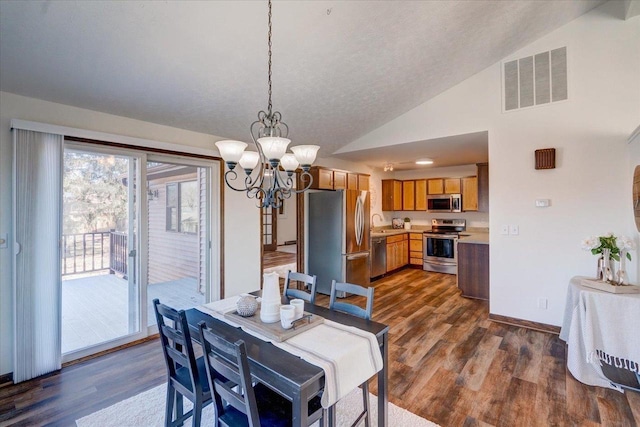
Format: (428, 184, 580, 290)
(0, 1, 607, 164)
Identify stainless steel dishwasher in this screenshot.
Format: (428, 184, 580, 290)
(370, 236, 387, 279)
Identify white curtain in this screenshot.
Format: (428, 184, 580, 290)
(13, 129, 63, 383)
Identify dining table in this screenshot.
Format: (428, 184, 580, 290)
(185, 293, 390, 427)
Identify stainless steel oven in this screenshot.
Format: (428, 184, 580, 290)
(423, 233, 458, 274)
(423, 219, 466, 275)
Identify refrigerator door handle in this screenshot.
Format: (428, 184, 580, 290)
(355, 193, 364, 246)
(347, 253, 369, 260)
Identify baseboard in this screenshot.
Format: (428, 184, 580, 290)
(62, 334, 159, 368)
(0, 372, 13, 388)
(489, 313, 561, 335)
(283, 240, 297, 246)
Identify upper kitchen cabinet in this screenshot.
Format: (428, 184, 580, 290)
(427, 178, 444, 195)
(309, 167, 367, 191)
(444, 178, 461, 194)
(349, 173, 370, 191)
(402, 180, 415, 210)
(462, 176, 478, 211)
(428, 178, 460, 195)
(309, 167, 334, 190)
(333, 170, 347, 189)
(382, 179, 403, 211)
(477, 162, 489, 212)
(415, 179, 427, 210)
(358, 175, 370, 191)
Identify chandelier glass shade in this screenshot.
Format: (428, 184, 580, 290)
(215, 0, 319, 209)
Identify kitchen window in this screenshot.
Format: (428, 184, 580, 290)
(166, 180, 198, 233)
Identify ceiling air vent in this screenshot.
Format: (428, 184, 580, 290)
(503, 47, 567, 112)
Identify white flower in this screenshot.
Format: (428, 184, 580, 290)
(618, 235, 636, 251)
(581, 236, 598, 251)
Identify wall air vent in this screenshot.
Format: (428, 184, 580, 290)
(503, 47, 568, 112)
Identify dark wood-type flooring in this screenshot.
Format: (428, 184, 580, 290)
(1, 269, 639, 426)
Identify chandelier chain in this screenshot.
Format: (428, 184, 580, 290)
(267, 0, 273, 117)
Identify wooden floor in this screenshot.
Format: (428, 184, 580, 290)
(2, 269, 639, 426)
(263, 248, 296, 269)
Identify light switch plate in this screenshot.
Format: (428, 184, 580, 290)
(535, 199, 550, 207)
(501, 225, 509, 235)
(510, 225, 519, 235)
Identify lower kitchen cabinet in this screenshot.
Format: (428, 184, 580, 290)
(386, 234, 408, 272)
(457, 242, 489, 300)
(409, 232, 423, 266)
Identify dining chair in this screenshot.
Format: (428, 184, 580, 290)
(329, 280, 375, 427)
(198, 321, 324, 427)
(283, 270, 318, 304)
(153, 299, 212, 427)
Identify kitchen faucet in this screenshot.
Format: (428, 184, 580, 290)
(371, 213, 383, 228)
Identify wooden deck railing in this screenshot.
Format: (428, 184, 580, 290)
(61, 231, 129, 277)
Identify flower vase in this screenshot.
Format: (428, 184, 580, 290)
(601, 248, 613, 282)
(596, 255, 605, 280)
(616, 249, 628, 285)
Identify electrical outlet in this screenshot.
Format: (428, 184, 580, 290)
(510, 225, 519, 235)
(537, 298, 548, 309)
(501, 225, 509, 235)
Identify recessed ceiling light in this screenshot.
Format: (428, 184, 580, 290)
(415, 159, 434, 165)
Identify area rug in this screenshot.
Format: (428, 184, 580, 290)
(76, 383, 439, 427)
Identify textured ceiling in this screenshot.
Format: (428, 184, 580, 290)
(0, 0, 605, 164)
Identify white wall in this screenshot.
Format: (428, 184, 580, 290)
(277, 196, 297, 246)
(340, 2, 640, 326)
(0, 92, 261, 375)
(628, 126, 640, 282)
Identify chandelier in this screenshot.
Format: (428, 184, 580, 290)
(215, 0, 319, 210)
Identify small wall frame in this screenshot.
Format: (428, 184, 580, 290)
(535, 148, 556, 169)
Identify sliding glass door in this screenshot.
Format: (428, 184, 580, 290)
(61, 149, 141, 356)
(60, 147, 214, 361)
(145, 157, 210, 326)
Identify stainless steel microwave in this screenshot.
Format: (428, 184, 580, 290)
(427, 194, 461, 213)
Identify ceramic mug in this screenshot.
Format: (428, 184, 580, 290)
(290, 299, 305, 320)
(280, 305, 296, 329)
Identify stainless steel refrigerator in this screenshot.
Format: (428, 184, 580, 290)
(307, 189, 370, 296)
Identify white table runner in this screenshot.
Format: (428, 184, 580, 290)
(196, 296, 383, 408)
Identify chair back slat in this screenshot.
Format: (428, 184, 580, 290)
(329, 280, 375, 320)
(284, 270, 317, 303)
(198, 322, 261, 426)
(153, 299, 201, 394)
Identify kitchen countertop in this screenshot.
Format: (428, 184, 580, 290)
(371, 227, 489, 244)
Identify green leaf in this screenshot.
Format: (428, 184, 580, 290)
(627, 252, 632, 261)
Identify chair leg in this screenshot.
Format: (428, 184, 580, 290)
(362, 381, 370, 427)
(175, 393, 184, 427)
(165, 384, 175, 427)
(192, 397, 202, 427)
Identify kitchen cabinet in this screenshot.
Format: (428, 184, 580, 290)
(382, 179, 403, 211)
(386, 233, 408, 272)
(309, 167, 368, 191)
(428, 177, 462, 195)
(427, 179, 444, 195)
(333, 170, 347, 189)
(347, 173, 358, 190)
(415, 179, 427, 210)
(457, 242, 489, 300)
(309, 167, 334, 190)
(409, 232, 423, 266)
(444, 178, 461, 194)
(462, 176, 478, 211)
(477, 163, 489, 212)
(402, 180, 415, 211)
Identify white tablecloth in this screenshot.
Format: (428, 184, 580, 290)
(559, 276, 640, 391)
(196, 296, 383, 408)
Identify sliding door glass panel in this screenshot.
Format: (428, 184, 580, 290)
(61, 150, 140, 354)
(146, 160, 208, 326)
